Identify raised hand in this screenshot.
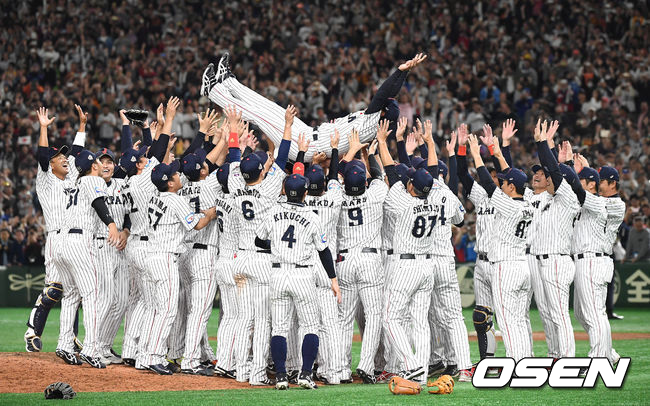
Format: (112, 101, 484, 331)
(156, 103, 165, 127)
(74, 104, 88, 132)
(533, 118, 542, 142)
(376, 119, 392, 143)
(422, 119, 434, 144)
(224, 105, 243, 135)
(406, 133, 418, 155)
(457, 123, 469, 145)
(285, 105, 297, 127)
(398, 53, 427, 71)
(501, 118, 517, 146)
(331, 129, 340, 149)
(395, 116, 408, 142)
(165, 96, 181, 118)
(36, 107, 56, 127)
(347, 128, 367, 154)
(197, 108, 219, 133)
(368, 139, 379, 155)
(446, 130, 457, 156)
(298, 132, 310, 152)
(546, 120, 559, 148)
(480, 124, 494, 146)
(468, 133, 481, 157)
(119, 109, 129, 125)
(312, 152, 327, 165)
(246, 132, 259, 150)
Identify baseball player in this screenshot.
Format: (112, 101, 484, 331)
(227, 105, 291, 385)
(530, 120, 580, 359)
(56, 148, 121, 368)
(570, 155, 625, 366)
(336, 128, 388, 384)
(467, 134, 534, 361)
(256, 173, 342, 390)
(26, 106, 86, 359)
(202, 52, 427, 161)
(140, 159, 217, 375)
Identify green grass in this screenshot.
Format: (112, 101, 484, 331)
(1, 308, 649, 405)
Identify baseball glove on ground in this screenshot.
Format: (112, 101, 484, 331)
(44, 382, 76, 400)
(388, 376, 421, 395)
(428, 374, 455, 395)
(124, 109, 149, 127)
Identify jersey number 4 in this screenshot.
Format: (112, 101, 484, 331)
(148, 208, 163, 230)
(282, 225, 296, 248)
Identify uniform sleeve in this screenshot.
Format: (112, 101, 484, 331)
(446, 192, 466, 225)
(367, 178, 389, 202)
(172, 195, 202, 230)
(491, 188, 519, 217)
(67, 155, 79, 179)
(261, 163, 287, 196)
(583, 192, 606, 215)
(555, 179, 580, 210)
(228, 161, 245, 192)
(384, 182, 408, 215)
(256, 212, 271, 240)
(83, 176, 108, 199)
(524, 187, 534, 201)
(312, 216, 328, 251)
(468, 182, 489, 207)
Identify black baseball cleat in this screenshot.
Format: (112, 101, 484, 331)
(182, 365, 214, 376)
(275, 373, 289, 390)
(214, 366, 237, 379)
(148, 363, 173, 375)
(250, 377, 275, 386)
(200, 63, 217, 96)
(201, 360, 216, 370)
(123, 358, 136, 367)
(441, 364, 460, 378)
(400, 366, 426, 380)
(340, 378, 353, 384)
(428, 361, 446, 377)
(288, 369, 299, 384)
(356, 368, 377, 384)
(215, 52, 233, 83)
(56, 349, 82, 365)
(297, 371, 318, 389)
(608, 313, 624, 320)
(24, 333, 42, 352)
(79, 353, 106, 369)
(167, 359, 182, 373)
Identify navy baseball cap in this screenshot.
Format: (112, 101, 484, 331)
(75, 149, 97, 173)
(411, 156, 426, 170)
(306, 164, 326, 191)
(497, 168, 527, 189)
(48, 145, 69, 160)
(240, 154, 263, 182)
(344, 160, 365, 175)
(182, 149, 207, 180)
(383, 99, 399, 122)
(579, 167, 600, 183)
(531, 164, 550, 178)
(438, 160, 448, 179)
(285, 174, 309, 199)
(344, 166, 366, 196)
(95, 147, 116, 162)
(217, 162, 230, 188)
(406, 167, 416, 179)
(410, 168, 434, 197)
(254, 151, 269, 166)
(395, 163, 409, 183)
(599, 166, 619, 182)
(151, 160, 180, 190)
(119, 148, 147, 174)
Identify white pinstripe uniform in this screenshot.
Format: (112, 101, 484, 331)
(572, 193, 625, 363)
(487, 188, 534, 361)
(336, 179, 388, 377)
(525, 189, 554, 357)
(121, 157, 158, 362)
(208, 77, 380, 162)
(213, 187, 240, 372)
(177, 174, 220, 370)
(57, 175, 111, 359)
(304, 179, 345, 383)
(529, 180, 580, 358)
(140, 191, 203, 367)
(423, 181, 471, 372)
(35, 154, 79, 351)
(469, 184, 495, 313)
(96, 178, 130, 357)
(228, 161, 286, 383)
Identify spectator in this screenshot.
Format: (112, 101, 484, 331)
(623, 216, 650, 263)
(10, 228, 26, 265)
(23, 228, 44, 265)
(0, 227, 14, 265)
(97, 106, 118, 146)
(454, 220, 477, 263)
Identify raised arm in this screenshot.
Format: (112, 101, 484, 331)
(275, 105, 296, 171)
(71, 104, 88, 156)
(469, 134, 496, 197)
(446, 130, 458, 195)
(422, 119, 438, 176)
(376, 119, 400, 186)
(500, 118, 517, 168)
(119, 109, 133, 152)
(456, 125, 475, 196)
(537, 120, 563, 190)
(328, 130, 340, 181)
(395, 117, 410, 165)
(36, 107, 56, 171)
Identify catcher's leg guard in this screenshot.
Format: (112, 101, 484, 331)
(473, 306, 496, 359)
(27, 282, 63, 336)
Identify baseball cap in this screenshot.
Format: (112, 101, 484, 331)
(406, 167, 416, 179)
(411, 156, 426, 170)
(240, 154, 263, 182)
(578, 167, 600, 183)
(531, 164, 550, 178)
(75, 149, 97, 173)
(285, 174, 309, 199)
(344, 160, 365, 175)
(95, 147, 116, 162)
(438, 160, 448, 179)
(151, 160, 180, 190)
(344, 166, 366, 196)
(216, 162, 230, 189)
(410, 168, 434, 197)
(599, 166, 619, 182)
(394, 163, 409, 183)
(182, 149, 207, 180)
(254, 151, 269, 166)
(47, 145, 69, 161)
(306, 164, 326, 191)
(497, 168, 527, 189)
(119, 148, 147, 174)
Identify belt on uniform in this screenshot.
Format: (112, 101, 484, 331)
(574, 253, 605, 260)
(400, 254, 432, 259)
(478, 253, 489, 261)
(193, 243, 208, 250)
(48, 229, 61, 235)
(536, 254, 549, 260)
(386, 249, 394, 255)
(257, 249, 271, 254)
(69, 229, 82, 234)
(95, 236, 105, 240)
(272, 263, 308, 268)
(526, 247, 531, 254)
(139, 236, 149, 241)
(339, 247, 377, 254)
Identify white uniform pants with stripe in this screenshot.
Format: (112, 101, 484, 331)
(270, 266, 320, 337)
(122, 236, 152, 360)
(141, 253, 180, 366)
(491, 260, 532, 361)
(96, 241, 129, 355)
(539, 255, 575, 357)
(529, 254, 557, 357)
(337, 250, 383, 374)
(382, 252, 402, 373)
(429, 256, 472, 370)
(48, 232, 80, 353)
(58, 233, 112, 358)
(383, 256, 433, 381)
(167, 251, 190, 360)
(232, 250, 272, 383)
(215, 250, 239, 371)
(180, 245, 219, 369)
(574, 255, 617, 362)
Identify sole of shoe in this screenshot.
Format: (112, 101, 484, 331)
(404, 368, 426, 380)
(275, 382, 289, 390)
(298, 380, 317, 389)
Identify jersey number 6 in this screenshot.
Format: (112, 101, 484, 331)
(242, 200, 255, 220)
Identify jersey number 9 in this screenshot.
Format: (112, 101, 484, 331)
(347, 208, 363, 226)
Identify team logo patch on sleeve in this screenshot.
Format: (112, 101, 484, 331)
(95, 187, 103, 194)
(320, 233, 327, 244)
(459, 204, 465, 212)
(185, 214, 195, 224)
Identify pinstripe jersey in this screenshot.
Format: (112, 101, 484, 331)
(525, 190, 552, 248)
(304, 179, 343, 254)
(487, 189, 534, 262)
(228, 162, 286, 251)
(257, 202, 328, 265)
(468, 183, 494, 255)
(315, 111, 382, 154)
(571, 192, 608, 254)
(529, 181, 580, 255)
(146, 191, 202, 253)
(602, 195, 626, 255)
(215, 186, 239, 252)
(336, 179, 389, 251)
(179, 174, 220, 247)
(124, 157, 159, 236)
(380, 206, 397, 251)
(95, 178, 130, 236)
(63, 176, 109, 232)
(35, 155, 78, 232)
